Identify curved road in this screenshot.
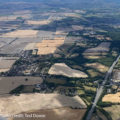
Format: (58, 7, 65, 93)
(86, 55, 120, 120)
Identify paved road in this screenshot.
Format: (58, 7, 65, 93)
(86, 55, 120, 120)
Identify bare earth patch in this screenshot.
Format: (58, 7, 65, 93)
(48, 63, 88, 78)
(1, 30, 38, 38)
(102, 92, 120, 103)
(0, 93, 87, 117)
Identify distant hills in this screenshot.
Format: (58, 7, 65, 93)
(0, 0, 120, 9)
(0, 0, 119, 3)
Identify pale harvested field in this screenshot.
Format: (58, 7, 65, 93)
(56, 27, 73, 33)
(37, 30, 55, 38)
(65, 36, 82, 44)
(55, 31, 68, 35)
(0, 77, 43, 95)
(22, 37, 65, 55)
(0, 42, 27, 55)
(36, 37, 65, 55)
(24, 43, 37, 50)
(64, 13, 80, 18)
(48, 63, 88, 78)
(102, 92, 120, 103)
(0, 93, 87, 117)
(37, 40, 64, 47)
(11, 107, 87, 120)
(54, 37, 65, 40)
(84, 42, 110, 54)
(1, 30, 38, 38)
(72, 25, 84, 30)
(26, 20, 50, 25)
(37, 47, 57, 55)
(0, 14, 31, 21)
(13, 10, 31, 15)
(112, 70, 120, 83)
(85, 63, 108, 73)
(0, 57, 18, 73)
(84, 56, 102, 59)
(87, 69, 100, 77)
(104, 105, 120, 120)
(0, 69, 9, 73)
(0, 16, 17, 21)
(84, 42, 111, 59)
(0, 30, 56, 55)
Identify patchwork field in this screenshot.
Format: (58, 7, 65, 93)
(1, 30, 38, 38)
(24, 43, 37, 50)
(0, 77, 43, 95)
(0, 14, 31, 21)
(26, 20, 51, 25)
(104, 105, 120, 120)
(102, 92, 120, 103)
(85, 63, 108, 73)
(87, 69, 100, 77)
(13, 10, 31, 15)
(0, 30, 67, 55)
(55, 31, 68, 35)
(36, 37, 65, 55)
(24, 37, 65, 55)
(0, 42, 27, 55)
(112, 70, 120, 83)
(11, 107, 87, 120)
(84, 42, 111, 59)
(64, 13, 80, 18)
(72, 25, 84, 31)
(0, 93, 87, 117)
(0, 57, 18, 73)
(0, 16, 17, 21)
(48, 63, 88, 78)
(65, 36, 83, 44)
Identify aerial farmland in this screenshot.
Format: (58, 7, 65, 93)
(0, 1, 120, 120)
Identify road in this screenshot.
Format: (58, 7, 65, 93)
(86, 55, 120, 120)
